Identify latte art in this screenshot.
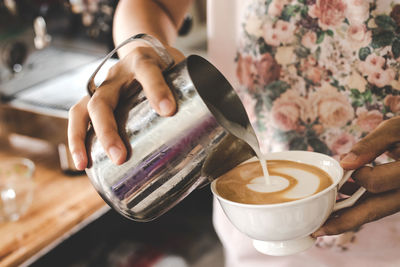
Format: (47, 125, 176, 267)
(216, 160, 332, 205)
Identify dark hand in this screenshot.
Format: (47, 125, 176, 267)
(313, 116, 400, 237)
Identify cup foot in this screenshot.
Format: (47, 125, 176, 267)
(252, 236, 316, 256)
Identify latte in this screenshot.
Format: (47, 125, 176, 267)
(216, 159, 333, 205)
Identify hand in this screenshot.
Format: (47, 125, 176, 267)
(313, 116, 400, 237)
(68, 44, 185, 170)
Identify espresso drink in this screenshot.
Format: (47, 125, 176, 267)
(216, 160, 333, 205)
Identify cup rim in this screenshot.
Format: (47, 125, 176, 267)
(210, 151, 342, 209)
(0, 157, 35, 177)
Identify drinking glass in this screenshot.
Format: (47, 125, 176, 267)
(0, 158, 35, 222)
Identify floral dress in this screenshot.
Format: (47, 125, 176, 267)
(211, 0, 400, 263)
(236, 0, 400, 162)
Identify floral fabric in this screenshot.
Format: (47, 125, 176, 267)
(209, 0, 400, 264)
(236, 0, 400, 161)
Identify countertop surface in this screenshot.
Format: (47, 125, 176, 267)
(0, 137, 107, 267)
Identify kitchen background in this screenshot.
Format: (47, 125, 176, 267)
(0, 0, 224, 266)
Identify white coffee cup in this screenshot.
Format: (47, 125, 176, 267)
(210, 151, 366, 256)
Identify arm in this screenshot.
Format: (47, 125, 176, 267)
(113, 0, 192, 57)
(68, 0, 192, 170)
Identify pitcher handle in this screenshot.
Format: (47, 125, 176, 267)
(87, 33, 175, 96)
(333, 164, 372, 212)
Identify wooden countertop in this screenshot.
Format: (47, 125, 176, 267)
(0, 137, 107, 267)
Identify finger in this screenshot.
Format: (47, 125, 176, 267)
(87, 82, 127, 165)
(339, 181, 361, 196)
(129, 47, 176, 116)
(68, 96, 90, 170)
(351, 162, 400, 193)
(387, 143, 400, 160)
(312, 189, 400, 237)
(340, 117, 400, 169)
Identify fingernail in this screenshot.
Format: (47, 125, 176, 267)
(109, 146, 122, 163)
(341, 152, 358, 163)
(159, 99, 173, 116)
(72, 152, 84, 170)
(312, 229, 325, 238)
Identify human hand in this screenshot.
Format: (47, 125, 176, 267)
(68, 44, 185, 170)
(312, 116, 400, 237)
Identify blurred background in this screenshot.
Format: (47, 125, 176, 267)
(0, 1, 223, 266)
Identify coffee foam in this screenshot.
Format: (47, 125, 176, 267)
(247, 176, 289, 193)
(270, 168, 320, 199)
(216, 160, 333, 205)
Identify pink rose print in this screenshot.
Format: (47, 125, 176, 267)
(268, 0, 285, 17)
(345, 0, 370, 25)
(384, 95, 400, 113)
(301, 56, 324, 84)
(307, 56, 317, 66)
(301, 31, 317, 49)
(306, 67, 323, 84)
(367, 69, 395, 88)
(355, 107, 384, 132)
(263, 20, 296, 46)
(271, 90, 307, 131)
(347, 24, 372, 48)
(359, 54, 386, 74)
(236, 53, 281, 92)
(236, 54, 256, 91)
(309, 0, 347, 30)
(309, 84, 354, 128)
(326, 131, 356, 156)
(237, 0, 395, 172)
(263, 22, 280, 47)
(275, 20, 296, 44)
(256, 53, 281, 86)
(359, 54, 394, 87)
(370, 69, 394, 87)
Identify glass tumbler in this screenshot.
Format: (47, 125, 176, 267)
(0, 158, 35, 222)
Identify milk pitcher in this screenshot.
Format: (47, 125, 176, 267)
(85, 34, 257, 221)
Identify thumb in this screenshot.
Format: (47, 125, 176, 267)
(340, 119, 400, 170)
